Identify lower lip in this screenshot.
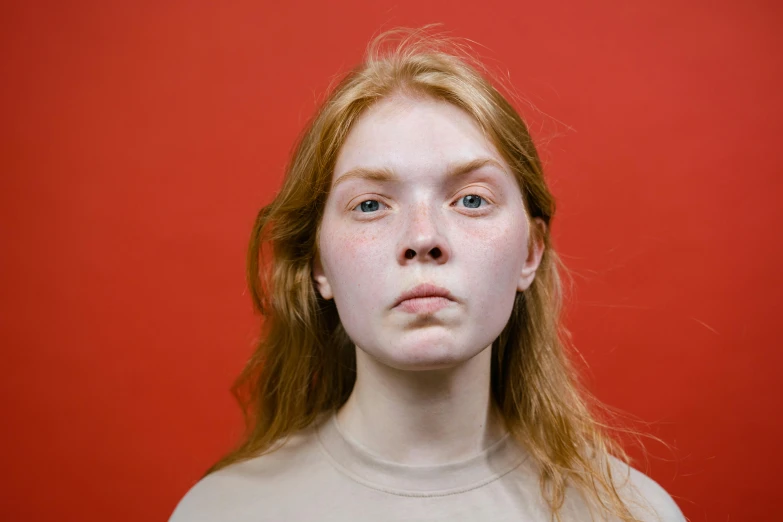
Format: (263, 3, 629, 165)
(396, 296, 453, 314)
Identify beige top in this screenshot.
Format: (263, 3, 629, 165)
(169, 411, 686, 521)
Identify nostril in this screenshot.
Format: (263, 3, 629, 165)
(430, 247, 442, 259)
(405, 249, 416, 259)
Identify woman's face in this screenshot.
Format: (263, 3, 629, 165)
(313, 94, 545, 371)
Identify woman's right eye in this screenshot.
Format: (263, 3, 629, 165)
(354, 199, 384, 213)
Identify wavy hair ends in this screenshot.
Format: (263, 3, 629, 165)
(207, 24, 657, 522)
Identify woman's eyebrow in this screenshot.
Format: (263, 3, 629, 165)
(332, 157, 507, 188)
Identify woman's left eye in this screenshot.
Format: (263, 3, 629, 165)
(456, 194, 485, 209)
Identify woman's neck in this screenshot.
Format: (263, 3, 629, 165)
(335, 343, 508, 466)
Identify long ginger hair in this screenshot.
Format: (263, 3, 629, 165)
(207, 25, 655, 522)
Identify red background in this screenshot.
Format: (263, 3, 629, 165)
(2, 1, 781, 520)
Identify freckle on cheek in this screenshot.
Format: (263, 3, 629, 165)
(462, 225, 503, 242)
(338, 232, 377, 256)
(351, 231, 377, 244)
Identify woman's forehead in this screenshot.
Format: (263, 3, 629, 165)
(333, 95, 508, 186)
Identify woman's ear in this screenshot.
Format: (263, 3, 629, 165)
(312, 252, 334, 300)
(517, 217, 546, 292)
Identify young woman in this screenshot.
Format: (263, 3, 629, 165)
(169, 27, 686, 522)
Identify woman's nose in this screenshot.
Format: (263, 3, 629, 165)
(397, 202, 451, 265)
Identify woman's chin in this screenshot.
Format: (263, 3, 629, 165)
(367, 342, 477, 372)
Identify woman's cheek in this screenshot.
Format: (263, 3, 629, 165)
(456, 215, 518, 249)
(336, 224, 382, 255)
(456, 217, 527, 274)
(326, 226, 386, 279)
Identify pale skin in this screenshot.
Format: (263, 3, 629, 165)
(312, 93, 546, 466)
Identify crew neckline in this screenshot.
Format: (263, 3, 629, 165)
(315, 410, 530, 497)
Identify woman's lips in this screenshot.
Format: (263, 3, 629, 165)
(395, 296, 454, 314)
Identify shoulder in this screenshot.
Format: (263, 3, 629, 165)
(607, 456, 687, 522)
(168, 429, 321, 522)
(168, 466, 252, 522)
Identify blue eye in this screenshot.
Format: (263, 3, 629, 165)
(357, 200, 381, 212)
(460, 195, 483, 209)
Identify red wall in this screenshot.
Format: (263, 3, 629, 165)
(2, 1, 780, 520)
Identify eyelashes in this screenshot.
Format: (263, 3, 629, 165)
(351, 194, 490, 214)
